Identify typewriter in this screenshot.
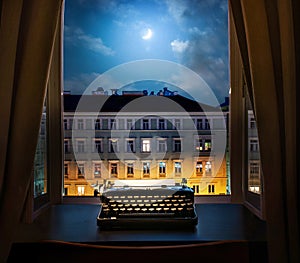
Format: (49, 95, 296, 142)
(97, 182, 198, 229)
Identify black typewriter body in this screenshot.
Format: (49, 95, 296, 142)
(97, 185, 198, 229)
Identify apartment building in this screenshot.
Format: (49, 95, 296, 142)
(63, 89, 229, 196)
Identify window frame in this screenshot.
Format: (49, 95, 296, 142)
(25, 1, 268, 223)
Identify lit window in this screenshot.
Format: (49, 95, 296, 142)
(204, 139, 212, 151)
(159, 161, 166, 175)
(141, 139, 151, 152)
(196, 161, 203, 175)
(205, 161, 212, 174)
(174, 161, 182, 176)
(77, 186, 85, 196)
(94, 163, 101, 178)
(195, 139, 203, 151)
(249, 161, 260, 193)
(143, 162, 150, 176)
(195, 138, 211, 152)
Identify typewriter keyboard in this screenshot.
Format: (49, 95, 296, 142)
(97, 186, 198, 229)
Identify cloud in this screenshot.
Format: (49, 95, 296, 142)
(163, 0, 229, 103)
(171, 40, 189, 53)
(64, 26, 115, 56)
(64, 72, 100, 94)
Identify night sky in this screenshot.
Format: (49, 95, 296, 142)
(63, 0, 229, 105)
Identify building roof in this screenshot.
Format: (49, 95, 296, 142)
(63, 94, 220, 113)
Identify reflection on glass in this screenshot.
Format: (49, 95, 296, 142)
(33, 98, 47, 197)
(247, 104, 262, 194)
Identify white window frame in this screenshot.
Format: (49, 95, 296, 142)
(77, 162, 85, 177)
(109, 118, 117, 130)
(173, 138, 182, 152)
(174, 161, 182, 176)
(64, 118, 69, 130)
(205, 161, 212, 175)
(94, 138, 103, 153)
(157, 138, 167, 152)
(64, 139, 71, 154)
(77, 119, 85, 130)
(126, 162, 134, 177)
(94, 118, 101, 130)
(126, 118, 134, 130)
(174, 119, 181, 130)
(109, 138, 119, 153)
(142, 118, 150, 130)
(249, 138, 259, 152)
(93, 162, 102, 178)
(196, 161, 203, 175)
(109, 161, 119, 178)
(125, 138, 136, 153)
(142, 161, 151, 177)
(158, 118, 166, 130)
(76, 139, 85, 153)
(77, 185, 85, 196)
(158, 161, 166, 175)
(141, 138, 151, 153)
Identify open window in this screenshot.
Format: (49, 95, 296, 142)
(62, 0, 230, 200)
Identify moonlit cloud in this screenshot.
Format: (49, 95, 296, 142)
(64, 26, 115, 56)
(64, 72, 100, 94)
(163, 0, 229, 102)
(171, 40, 189, 53)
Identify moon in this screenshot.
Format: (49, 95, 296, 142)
(142, 28, 153, 40)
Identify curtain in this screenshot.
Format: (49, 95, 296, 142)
(230, 0, 299, 262)
(0, 0, 63, 261)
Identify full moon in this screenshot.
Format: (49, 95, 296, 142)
(142, 28, 153, 40)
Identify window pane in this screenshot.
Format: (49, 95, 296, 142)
(247, 95, 262, 194)
(33, 96, 47, 197)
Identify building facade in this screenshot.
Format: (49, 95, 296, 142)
(63, 90, 229, 196)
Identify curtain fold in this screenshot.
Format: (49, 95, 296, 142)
(230, 0, 299, 261)
(0, 0, 63, 261)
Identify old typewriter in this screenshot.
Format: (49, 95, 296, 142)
(97, 181, 198, 229)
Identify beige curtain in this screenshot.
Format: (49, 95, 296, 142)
(230, 0, 299, 262)
(0, 0, 63, 261)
